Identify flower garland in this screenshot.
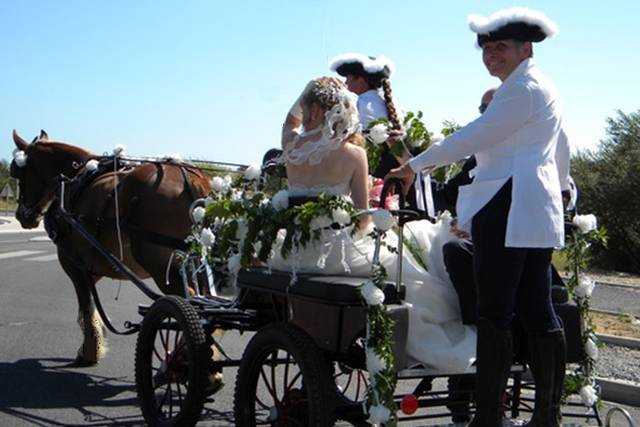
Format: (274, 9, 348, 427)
(561, 213, 608, 407)
(186, 168, 401, 424)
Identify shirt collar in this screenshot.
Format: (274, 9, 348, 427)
(504, 58, 534, 84)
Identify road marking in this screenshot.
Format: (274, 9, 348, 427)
(24, 253, 58, 262)
(0, 250, 44, 260)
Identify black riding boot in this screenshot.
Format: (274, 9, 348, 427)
(525, 329, 566, 427)
(469, 319, 513, 427)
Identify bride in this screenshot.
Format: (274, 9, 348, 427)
(269, 77, 476, 373)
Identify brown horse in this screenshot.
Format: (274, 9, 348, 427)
(10, 129, 211, 365)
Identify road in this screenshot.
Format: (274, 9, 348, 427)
(1, 230, 638, 426)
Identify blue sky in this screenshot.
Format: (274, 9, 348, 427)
(2, 1, 638, 165)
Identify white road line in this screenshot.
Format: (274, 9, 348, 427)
(24, 254, 59, 262)
(0, 250, 45, 260)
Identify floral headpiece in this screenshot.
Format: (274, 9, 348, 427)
(13, 149, 28, 167)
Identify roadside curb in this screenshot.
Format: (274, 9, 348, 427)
(597, 333, 640, 349)
(597, 377, 640, 407)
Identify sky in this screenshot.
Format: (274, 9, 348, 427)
(2, 1, 638, 166)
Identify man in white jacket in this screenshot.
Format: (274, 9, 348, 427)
(387, 7, 569, 427)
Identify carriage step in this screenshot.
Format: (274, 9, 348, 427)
(397, 364, 526, 379)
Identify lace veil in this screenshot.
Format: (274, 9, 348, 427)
(280, 79, 360, 166)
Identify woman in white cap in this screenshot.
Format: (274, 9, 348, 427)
(387, 7, 570, 427)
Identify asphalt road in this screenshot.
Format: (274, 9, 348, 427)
(1, 230, 638, 426)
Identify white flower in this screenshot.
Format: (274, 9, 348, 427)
(332, 208, 351, 226)
(271, 190, 289, 211)
(360, 280, 385, 306)
(85, 159, 99, 171)
(368, 124, 389, 145)
(579, 384, 598, 407)
(204, 196, 214, 206)
(585, 336, 599, 360)
(211, 176, 226, 192)
(431, 134, 445, 144)
(310, 215, 332, 231)
(228, 253, 242, 276)
(113, 144, 126, 156)
(372, 209, 396, 231)
(231, 189, 243, 201)
(366, 347, 386, 376)
(368, 404, 391, 424)
(192, 206, 206, 224)
(13, 150, 27, 167)
(573, 214, 597, 234)
(200, 228, 215, 248)
(574, 275, 595, 299)
(244, 163, 262, 181)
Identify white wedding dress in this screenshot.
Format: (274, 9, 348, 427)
(268, 183, 477, 373)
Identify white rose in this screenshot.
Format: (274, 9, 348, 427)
(332, 208, 351, 226)
(13, 150, 28, 167)
(113, 144, 126, 156)
(368, 124, 389, 145)
(310, 215, 333, 231)
(228, 253, 242, 276)
(579, 384, 598, 407)
(573, 214, 597, 234)
(244, 163, 262, 181)
(366, 347, 386, 376)
(360, 280, 385, 306)
(372, 209, 396, 231)
(200, 228, 215, 248)
(211, 176, 226, 192)
(271, 190, 289, 211)
(204, 196, 214, 206)
(192, 206, 206, 224)
(574, 275, 595, 299)
(368, 404, 391, 424)
(84, 159, 99, 171)
(585, 336, 598, 360)
(231, 189, 243, 201)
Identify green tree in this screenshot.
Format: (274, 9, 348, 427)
(572, 110, 640, 273)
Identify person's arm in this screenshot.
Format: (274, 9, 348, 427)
(408, 83, 533, 172)
(350, 147, 372, 230)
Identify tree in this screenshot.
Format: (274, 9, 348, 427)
(572, 110, 640, 273)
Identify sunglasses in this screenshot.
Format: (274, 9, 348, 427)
(478, 103, 489, 114)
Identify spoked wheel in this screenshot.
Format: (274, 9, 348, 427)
(331, 361, 369, 421)
(135, 296, 209, 427)
(234, 323, 335, 426)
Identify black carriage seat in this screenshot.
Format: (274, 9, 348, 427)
(237, 267, 405, 305)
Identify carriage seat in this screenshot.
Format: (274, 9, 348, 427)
(237, 267, 405, 305)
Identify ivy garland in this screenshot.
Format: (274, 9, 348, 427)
(561, 213, 608, 407)
(186, 170, 399, 424)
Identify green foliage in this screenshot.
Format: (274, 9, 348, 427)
(571, 110, 640, 273)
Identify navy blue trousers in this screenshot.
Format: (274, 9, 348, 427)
(471, 180, 560, 333)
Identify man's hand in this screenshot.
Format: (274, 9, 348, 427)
(385, 163, 417, 195)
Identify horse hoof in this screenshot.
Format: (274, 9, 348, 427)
(205, 372, 224, 396)
(69, 355, 98, 367)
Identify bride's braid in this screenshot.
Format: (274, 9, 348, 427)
(381, 78, 402, 130)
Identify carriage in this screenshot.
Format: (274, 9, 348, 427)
(9, 132, 635, 427)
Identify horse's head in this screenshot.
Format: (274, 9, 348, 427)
(10, 130, 91, 229)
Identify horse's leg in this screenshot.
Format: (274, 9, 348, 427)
(57, 251, 107, 365)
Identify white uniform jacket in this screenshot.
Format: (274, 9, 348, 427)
(358, 89, 388, 128)
(409, 59, 570, 248)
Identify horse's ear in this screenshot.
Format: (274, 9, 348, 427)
(39, 129, 49, 142)
(12, 129, 28, 150)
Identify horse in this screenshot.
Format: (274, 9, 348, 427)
(10, 129, 212, 365)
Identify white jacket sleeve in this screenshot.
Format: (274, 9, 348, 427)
(555, 128, 571, 191)
(409, 84, 533, 172)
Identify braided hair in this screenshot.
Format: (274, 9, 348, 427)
(380, 78, 401, 130)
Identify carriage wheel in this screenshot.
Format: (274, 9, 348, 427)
(135, 296, 209, 427)
(234, 323, 335, 426)
(330, 361, 369, 421)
